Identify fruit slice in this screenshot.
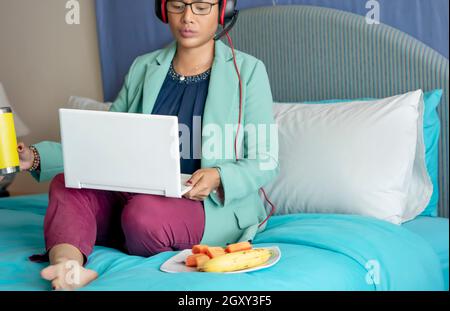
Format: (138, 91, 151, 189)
(195, 254, 210, 268)
(192, 244, 209, 254)
(185, 254, 210, 267)
(199, 248, 273, 273)
(206, 246, 226, 258)
(225, 241, 252, 253)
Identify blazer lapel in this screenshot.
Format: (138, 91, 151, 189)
(142, 41, 177, 115)
(201, 40, 240, 168)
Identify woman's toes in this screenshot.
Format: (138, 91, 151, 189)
(41, 265, 58, 281)
(41, 262, 98, 290)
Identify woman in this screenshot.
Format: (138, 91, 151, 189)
(9, 0, 279, 290)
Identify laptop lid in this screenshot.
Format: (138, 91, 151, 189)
(59, 108, 185, 197)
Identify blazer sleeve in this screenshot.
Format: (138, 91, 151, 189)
(30, 141, 64, 183)
(210, 60, 280, 207)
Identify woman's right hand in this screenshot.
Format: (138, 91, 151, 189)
(0, 142, 34, 182)
(17, 142, 35, 172)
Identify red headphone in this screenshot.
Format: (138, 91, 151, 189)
(155, 0, 237, 26)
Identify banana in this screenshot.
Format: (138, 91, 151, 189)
(198, 248, 273, 273)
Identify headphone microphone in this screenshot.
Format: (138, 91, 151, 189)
(214, 10, 239, 41)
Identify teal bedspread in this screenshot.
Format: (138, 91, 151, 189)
(0, 194, 446, 291)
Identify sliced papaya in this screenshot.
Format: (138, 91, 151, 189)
(185, 254, 210, 267)
(192, 244, 209, 254)
(206, 246, 226, 258)
(225, 241, 252, 253)
(195, 254, 210, 269)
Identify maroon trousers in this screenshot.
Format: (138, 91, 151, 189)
(31, 173, 205, 265)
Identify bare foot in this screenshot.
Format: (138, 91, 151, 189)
(40, 258, 98, 290)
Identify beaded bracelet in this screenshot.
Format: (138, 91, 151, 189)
(28, 145, 41, 172)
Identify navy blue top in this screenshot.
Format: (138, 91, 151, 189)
(151, 61, 211, 174)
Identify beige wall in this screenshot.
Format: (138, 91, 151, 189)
(0, 0, 104, 195)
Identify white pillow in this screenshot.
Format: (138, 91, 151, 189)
(264, 89, 432, 224)
(67, 96, 112, 111)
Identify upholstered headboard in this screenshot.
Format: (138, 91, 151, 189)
(223, 5, 449, 218)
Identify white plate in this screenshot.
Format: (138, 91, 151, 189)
(160, 246, 281, 274)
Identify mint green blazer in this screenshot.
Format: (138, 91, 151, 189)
(31, 40, 280, 246)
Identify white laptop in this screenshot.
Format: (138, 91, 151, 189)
(59, 108, 193, 198)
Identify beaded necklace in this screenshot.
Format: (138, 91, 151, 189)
(168, 61, 211, 84)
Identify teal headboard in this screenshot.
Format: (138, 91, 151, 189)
(224, 5, 449, 218)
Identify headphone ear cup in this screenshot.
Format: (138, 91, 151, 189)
(219, 0, 236, 25)
(155, 0, 168, 23)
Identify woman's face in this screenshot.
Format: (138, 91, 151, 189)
(167, 0, 219, 49)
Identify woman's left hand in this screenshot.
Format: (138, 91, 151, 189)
(182, 168, 221, 201)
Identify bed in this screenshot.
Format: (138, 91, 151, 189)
(0, 194, 447, 290)
(0, 5, 448, 291)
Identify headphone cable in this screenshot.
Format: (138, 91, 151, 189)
(225, 31, 277, 229)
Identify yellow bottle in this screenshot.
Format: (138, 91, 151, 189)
(0, 107, 20, 175)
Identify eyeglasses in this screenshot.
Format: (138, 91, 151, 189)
(167, 1, 219, 16)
